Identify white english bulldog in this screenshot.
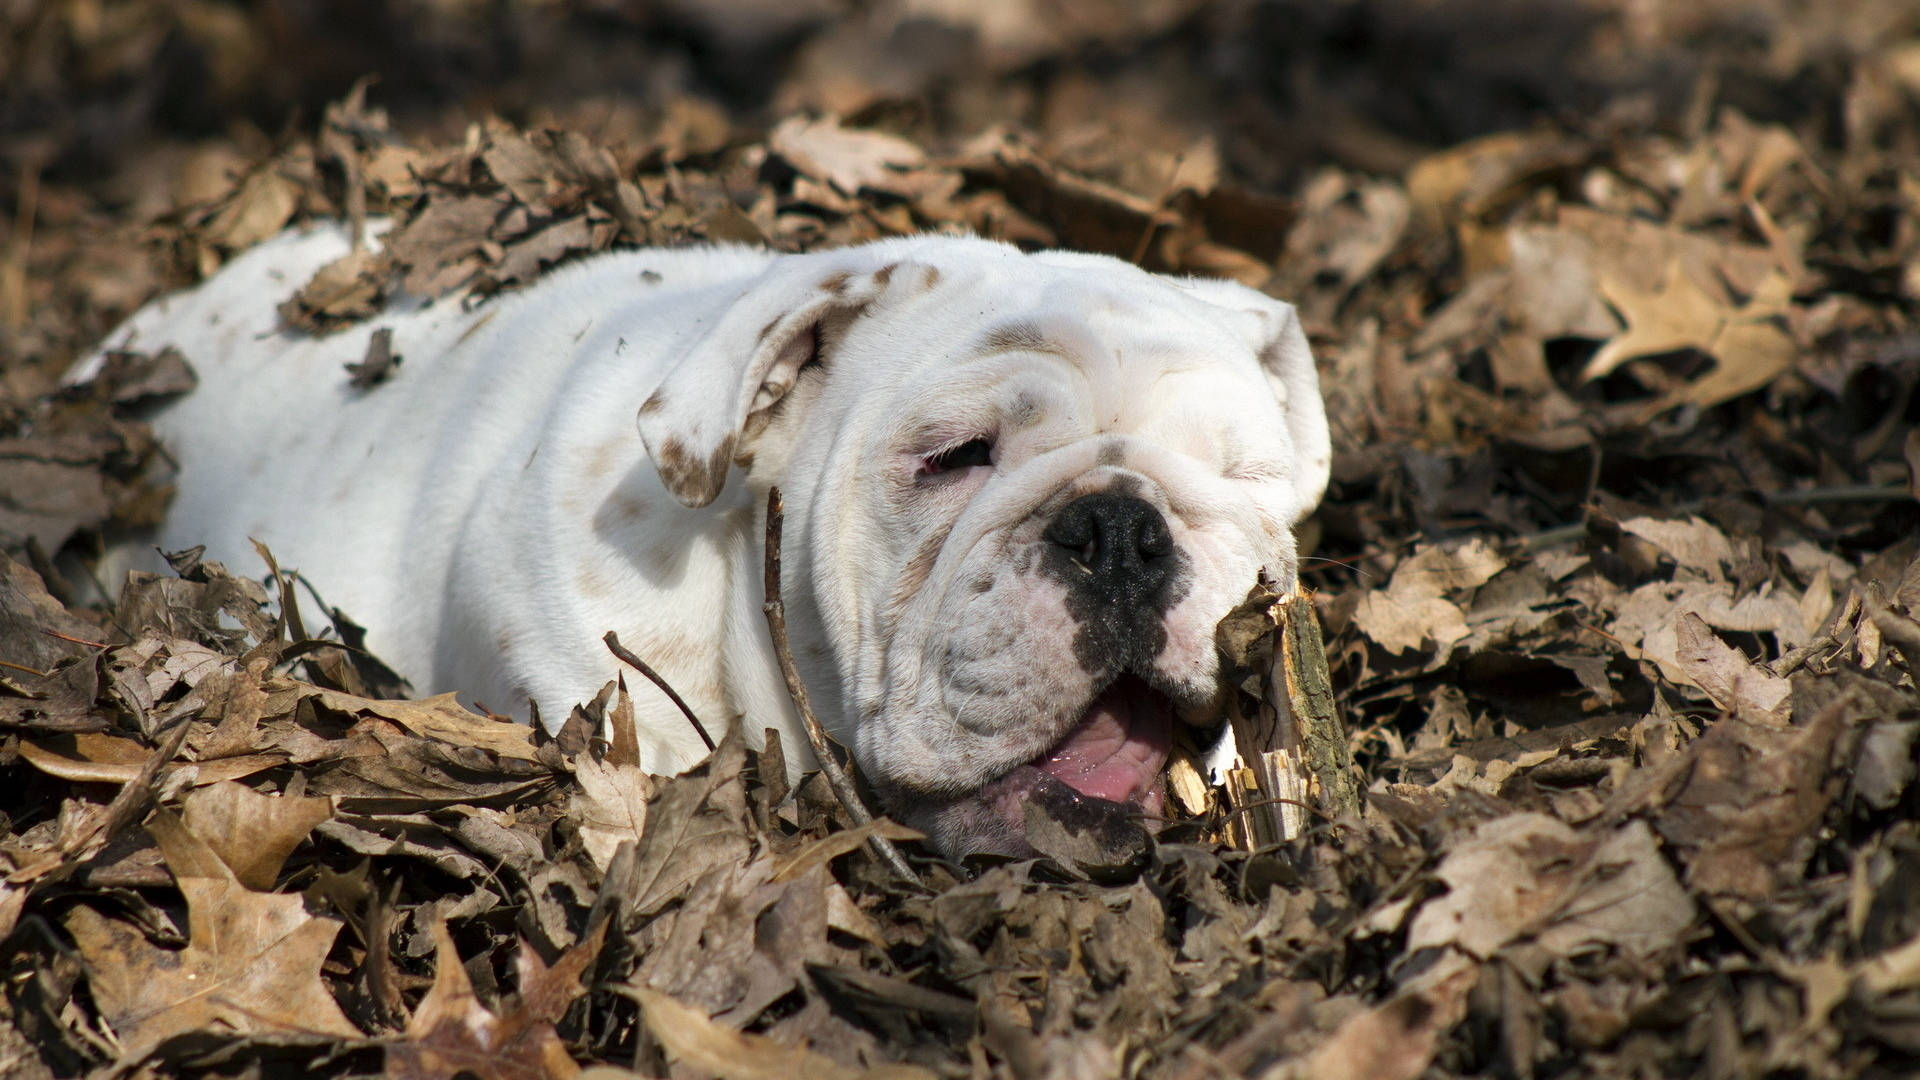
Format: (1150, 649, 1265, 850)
(84, 223, 1330, 857)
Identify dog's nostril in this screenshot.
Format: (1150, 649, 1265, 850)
(1044, 493, 1173, 580)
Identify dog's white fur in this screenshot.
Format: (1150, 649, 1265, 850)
(84, 223, 1329, 852)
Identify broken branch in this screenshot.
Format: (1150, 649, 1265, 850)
(762, 487, 921, 887)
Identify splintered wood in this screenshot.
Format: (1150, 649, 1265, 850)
(1172, 581, 1359, 848)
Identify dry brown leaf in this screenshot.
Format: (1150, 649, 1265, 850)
(1650, 709, 1843, 902)
(205, 166, 302, 252)
(346, 326, 401, 390)
(283, 246, 393, 332)
(632, 985, 935, 1080)
(1261, 956, 1477, 1080)
(1406, 815, 1694, 961)
(1583, 258, 1729, 381)
(1673, 612, 1792, 722)
(17, 734, 285, 787)
(267, 681, 542, 762)
(68, 876, 360, 1064)
(770, 116, 928, 198)
(571, 746, 654, 874)
(387, 918, 606, 1080)
(1351, 540, 1505, 658)
(1621, 516, 1734, 581)
(178, 780, 333, 890)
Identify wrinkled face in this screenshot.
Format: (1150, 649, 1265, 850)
(771, 257, 1323, 859)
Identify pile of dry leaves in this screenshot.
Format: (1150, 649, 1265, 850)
(3, 2, 1920, 1078)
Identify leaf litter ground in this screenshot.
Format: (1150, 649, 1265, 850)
(2, 2, 1920, 1077)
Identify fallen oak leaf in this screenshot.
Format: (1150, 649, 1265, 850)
(17, 733, 286, 786)
(67, 876, 361, 1065)
(262, 680, 543, 762)
(1581, 258, 1726, 382)
(1582, 261, 1796, 414)
(569, 680, 655, 873)
(385, 918, 607, 1080)
(178, 779, 333, 890)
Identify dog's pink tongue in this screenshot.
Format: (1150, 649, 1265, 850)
(1036, 680, 1173, 804)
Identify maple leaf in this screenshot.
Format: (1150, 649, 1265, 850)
(384, 918, 607, 1080)
(68, 876, 361, 1065)
(1581, 260, 1796, 414)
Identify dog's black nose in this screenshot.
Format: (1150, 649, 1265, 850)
(1044, 493, 1175, 598)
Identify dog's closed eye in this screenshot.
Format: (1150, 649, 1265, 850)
(921, 437, 994, 476)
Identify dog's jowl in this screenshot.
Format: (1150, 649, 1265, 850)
(80, 223, 1330, 858)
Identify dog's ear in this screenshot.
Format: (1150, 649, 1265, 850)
(636, 250, 899, 507)
(1177, 277, 1330, 516)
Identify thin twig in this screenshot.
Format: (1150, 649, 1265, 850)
(603, 631, 714, 753)
(762, 487, 921, 887)
(41, 629, 110, 649)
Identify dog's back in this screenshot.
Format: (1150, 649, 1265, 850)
(81, 223, 776, 706)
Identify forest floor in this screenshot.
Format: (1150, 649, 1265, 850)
(2, 1, 1919, 1077)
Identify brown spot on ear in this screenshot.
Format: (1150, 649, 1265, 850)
(756, 315, 783, 344)
(638, 390, 667, 417)
(653, 435, 730, 506)
(921, 266, 940, 291)
(819, 270, 852, 294)
(873, 263, 898, 287)
(982, 321, 1066, 358)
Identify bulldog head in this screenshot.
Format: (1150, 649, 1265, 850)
(637, 236, 1329, 858)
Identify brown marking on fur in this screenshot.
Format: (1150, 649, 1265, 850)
(756, 315, 783, 344)
(819, 270, 852, 294)
(455, 310, 499, 346)
(638, 390, 667, 417)
(1097, 438, 1125, 468)
(616, 494, 648, 523)
(921, 266, 940, 291)
(873, 263, 898, 288)
(652, 434, 730, 506)
(981, 321, 1069, 358)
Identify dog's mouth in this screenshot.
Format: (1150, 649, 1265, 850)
(950, 673, 1179, 862)
(1027, 673, 1173, 813)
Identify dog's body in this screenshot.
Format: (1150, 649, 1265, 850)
(85, 223, 1329, 855)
